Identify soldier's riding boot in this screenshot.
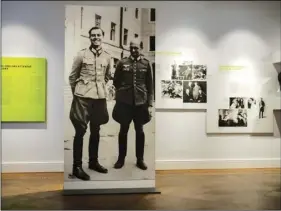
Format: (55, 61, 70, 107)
(135, 130, 147, 170)
(72, 164, 90, 181)
(72, 132, 90, 181)
(114, 133, 127, 169)
(88, 127, 108, 174)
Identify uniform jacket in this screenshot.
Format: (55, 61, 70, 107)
(69, 47, 111, 99)
(113, 55, 153, 106)
(192, 84, 201, 100)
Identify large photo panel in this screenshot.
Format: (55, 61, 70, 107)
(64, 5, 156, 192)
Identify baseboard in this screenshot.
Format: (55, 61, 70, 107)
(2, 158, 281, 173)
(2, 161, 64, 173)
(155, 158, 281, 170)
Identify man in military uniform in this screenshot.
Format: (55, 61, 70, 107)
(112, 38, 153, 170)
(68, 26, 111, 181)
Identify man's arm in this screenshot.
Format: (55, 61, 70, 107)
(113, 60, 123, 89)
(146, 61, 154, 107)
(69, 52, 83, 94)
(105, 57, 112, 83)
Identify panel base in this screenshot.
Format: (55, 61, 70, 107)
(63, 188, 161, 195)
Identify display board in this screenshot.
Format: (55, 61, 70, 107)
(206, 66, 275, 134)
(1, 57, 47, 122)
(155, 52, 208, 110)
(64, 5, 157, 194)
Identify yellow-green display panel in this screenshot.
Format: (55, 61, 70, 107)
(1, 57, 47, 122)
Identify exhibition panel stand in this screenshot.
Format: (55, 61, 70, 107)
(63, 5, 160, 195)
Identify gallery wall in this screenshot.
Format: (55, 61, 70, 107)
(1, 1, 280, 172)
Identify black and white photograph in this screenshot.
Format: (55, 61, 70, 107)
(170, 62, 207, 81)
(64, 5, 156, 183)
(183, 81, 207, 103)
(229, 97, 247, 109)
(178, 61, 193, 80)
(171, 61, 192, 80)
(192, 65, 207, 80)
(218, 109, 248, 127)
(258, 97, 266, 119)
(247, 97, 258, 109)
(161, 80, 183, 99)
(230, 97, 267, 119)
(246, 97, 267, 118)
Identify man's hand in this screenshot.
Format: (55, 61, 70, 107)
(148, 106, 153, 117)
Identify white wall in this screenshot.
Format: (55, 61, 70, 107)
(1, 1, 280, 172)
(1, 1, 65, 172)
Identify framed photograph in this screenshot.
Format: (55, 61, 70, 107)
(161, 80, 183, 99)
(218, 109, 248, 127)
(183, 81, 207, 103)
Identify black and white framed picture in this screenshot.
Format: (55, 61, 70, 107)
(174, 61, 193, 80)
(183, 81, 207, 103)
(156, 60, 208, 109)
(160, 80, 183, 99)
(218, 109, 248, 127)
(229, 97, 267, 119)
(64, 5, 156, 192)
(229, 97, 247, 109)
(257, 98, 266, 119)
(247, 97, 267, 118)
(247, 97, 258, 109)
(191, 65, 207, 80)
(170, 61, 207, 81)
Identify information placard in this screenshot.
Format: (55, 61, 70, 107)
(1, 57, 47, 122)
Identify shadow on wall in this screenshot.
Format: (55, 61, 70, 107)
(165, 1, 280, 43)
(156, 1, 280, 64)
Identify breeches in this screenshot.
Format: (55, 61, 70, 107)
(113, 101, 148, 160)
(69, 96, 109, 166)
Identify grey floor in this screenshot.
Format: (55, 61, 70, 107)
(64, 86, 155, 181)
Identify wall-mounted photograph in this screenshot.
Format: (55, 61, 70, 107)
(230, 97, 267, 119)
(257, 97, 266, 119)
(161, 80, 183, 99)
(183, 81, 207, 103)
(247, 97, 266, 117)
(170, 62, 207, 81)
(229, 97, 247, 109)
(247, 97, 258, 109)
(218, 109, 247, 127)
(192, 65, 207, 80)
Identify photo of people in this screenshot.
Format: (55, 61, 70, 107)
(183, 81, 207, 103)
(231, 97, 267, 119)
(218, 109, 247, 127)
(178, 63, 193, 80)
(171, 63, 178, 80)
(64, 5, 156, 183)
(170, 62, 207, 81)
(229, 97, 247, 109)
(247, 98, 257, 109)
(259, 98, 266, 119)
(192, 65, 207, 80)
(161, 80, 183, 99)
